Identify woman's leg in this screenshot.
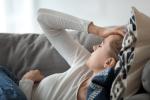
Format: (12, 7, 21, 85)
(0, 65, 27, 100)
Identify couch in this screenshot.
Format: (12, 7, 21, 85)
(0, 32, 149, 100)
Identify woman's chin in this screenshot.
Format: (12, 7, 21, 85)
(86, 59, 104, 73)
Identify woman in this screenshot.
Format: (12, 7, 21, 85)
(20, 8, 125, 100)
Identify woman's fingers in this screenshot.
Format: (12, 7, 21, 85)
(22, 69, 44, 82)
(101, 26, 126, 38)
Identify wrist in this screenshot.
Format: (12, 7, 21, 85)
(88, 22, 105, 36)
(88, 22, 98, 34)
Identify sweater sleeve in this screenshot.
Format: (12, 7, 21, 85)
(19, 79, 34, 100)
(37, 8, 91, 33)
(37, 8, 91, 67)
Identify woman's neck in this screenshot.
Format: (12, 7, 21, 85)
(86, 72, 97, 86)
(88, 69, 104, 84)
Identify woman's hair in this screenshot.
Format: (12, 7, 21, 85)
(109, 35, 123, 61)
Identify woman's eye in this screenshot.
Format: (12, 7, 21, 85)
(98, 44, 101, 47)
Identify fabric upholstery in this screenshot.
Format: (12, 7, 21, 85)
(125, 7, 150, 97)
(142, 60, 150, 93)
(124, 93, 150, 100)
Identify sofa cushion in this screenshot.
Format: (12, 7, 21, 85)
(142, 60, 150, 93)
(0, 31, 101, 79)
(125, 93, 150, 100)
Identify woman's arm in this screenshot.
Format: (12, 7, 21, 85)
(38, 8, 125, 38)
(37, 9, 92, 67)
(38, 8, 91, 33)
(88, 22, 105, 36)
(37, 8, 125, 68)
(37, 9, 109, 36)
(88, 22, 126, 38)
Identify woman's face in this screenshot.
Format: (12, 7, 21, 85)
(86, 35, 121, 72)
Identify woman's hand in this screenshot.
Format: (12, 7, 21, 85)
(88, 22, 126, 38)
(100, 26, 126, 38)
(22, 70, 44, 83)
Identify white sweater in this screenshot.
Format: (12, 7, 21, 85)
(19, 9, 93, 100)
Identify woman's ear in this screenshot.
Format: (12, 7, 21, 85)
(104, 57, 116, 68)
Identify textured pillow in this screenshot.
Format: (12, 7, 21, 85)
(142, 60, 150, 93)
(110, 13, 136, 100)
(125, 7, 150, 97)
(111, 7, 150, 100)
(0, 31, 101, 79)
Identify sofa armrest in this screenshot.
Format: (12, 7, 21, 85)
(125, 93, 150, 100)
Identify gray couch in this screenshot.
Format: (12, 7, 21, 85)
(0, 32, 149, 100)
